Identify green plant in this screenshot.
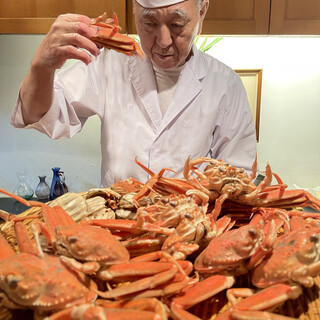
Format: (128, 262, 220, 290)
(195, 36, 223, 52)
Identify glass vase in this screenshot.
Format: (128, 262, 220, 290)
(13, 172, 34, 200)
(35, 176, 50, 200)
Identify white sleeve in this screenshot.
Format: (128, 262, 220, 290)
(11, 52, 107, 139)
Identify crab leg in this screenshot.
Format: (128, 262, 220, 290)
(100, 264, 180, 299)
(61, 251, 194, 301)
(46, 303, 164, 320)
(121, 235, 165, 257)
(0, 187, 48, 209)
(82, 218, 173, 236)
(13, 221, 39, 255)
(91, 11, 121, 32)
(171, 275, 235, 320)
(97, 297, 168, 319)
(215, 284, 302, 320)
(134, 157, 195, 205)
(0, 233, 15, 258)
(255, 187, 320, 211)
(96, 260, 192, 281)
(0, 210, 40, 256)
(0, 187, 75, 252)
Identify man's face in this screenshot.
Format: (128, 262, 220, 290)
(135, 0, 208, 70)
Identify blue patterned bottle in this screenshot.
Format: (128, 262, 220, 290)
(50, 167, 66, 200)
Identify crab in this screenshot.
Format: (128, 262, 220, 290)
(122, 190, 235, 260)
(195, 215, 320, 320)
(252, 216, 320, 289)
(0, 217, 97, 318)
(168, 211, 283, 319)
(184, 157, 320, 219)
(90, 12, 145, 60)
(132, 157, 196, 207)
(0, 188, 193, 310)
(0, 188, 175, 279)
(61, 250, 196, 302)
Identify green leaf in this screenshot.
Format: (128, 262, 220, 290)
(131, 35, 140, 42)
(199, 37, 208, 52)
(203, 37, 223, 52)
(195, 37, 223, 52)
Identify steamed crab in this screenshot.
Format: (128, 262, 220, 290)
(0, 217, 97, 318)
(90, 12, 145, 60)
(184, 156, 320, 218)
(124, 190, 234, 260)
(169, 210, 283, 319)
(172, 214, 320, 320)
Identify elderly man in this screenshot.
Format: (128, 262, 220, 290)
(11, 0, 257, 187)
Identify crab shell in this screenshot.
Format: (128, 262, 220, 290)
(252, 227, 320, 288)
(136, 194, 204, 229)
(54, 224, 130, 264)
(0, 253, 96, 311)
(194, 224, 265, 276)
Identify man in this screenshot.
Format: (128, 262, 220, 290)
(11, 0, 257, 187)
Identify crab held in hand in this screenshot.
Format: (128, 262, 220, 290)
(90, 12, 145, 60)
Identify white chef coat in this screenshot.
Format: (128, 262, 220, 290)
(11, 45, 257, 187)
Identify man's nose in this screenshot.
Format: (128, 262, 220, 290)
(156, 25, 173, 48)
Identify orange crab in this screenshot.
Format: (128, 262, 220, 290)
(0, 217, 97, 317)
(211, 215, 320, 320)
(184, 157, 320, 218)
(170, 213, 320, 320)
(169, 211, 282, 319)
(0, 188, 172, 275)
(132, 157, 196, 207)
(0, 187, 131, 273)
(90, 12, 145, 60)
(0, 188, 194, 306)
(128, 191, 234, 260)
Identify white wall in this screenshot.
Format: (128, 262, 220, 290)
(0, 35, 101, 194)
(0, 35, 319, 196)
(204, 36, 320, 194)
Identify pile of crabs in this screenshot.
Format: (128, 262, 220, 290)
(0, 156, 320, 320)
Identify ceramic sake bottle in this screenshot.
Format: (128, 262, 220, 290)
(59, 171, 69, 193)
(35, 176, 50, 200)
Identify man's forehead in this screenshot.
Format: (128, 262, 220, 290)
(135, 0, 187, 8)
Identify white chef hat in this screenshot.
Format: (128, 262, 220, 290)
(135, 0, 186, 8)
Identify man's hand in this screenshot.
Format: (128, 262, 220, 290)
(19, 14, 101, 125)
(32, 14, 101, 71)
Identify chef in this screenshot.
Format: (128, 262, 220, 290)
(11, 0, 257, 187)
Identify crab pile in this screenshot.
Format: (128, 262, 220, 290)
(0, 156, 320, 320)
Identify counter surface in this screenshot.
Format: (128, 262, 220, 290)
(0, 197, 47, 215)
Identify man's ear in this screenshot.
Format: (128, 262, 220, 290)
(200, 0, 209, 20)
(197, 0, 209, 35)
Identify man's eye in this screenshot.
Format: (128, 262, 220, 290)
(144, 22, 156, 27)
(171, 23, 184, 29)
